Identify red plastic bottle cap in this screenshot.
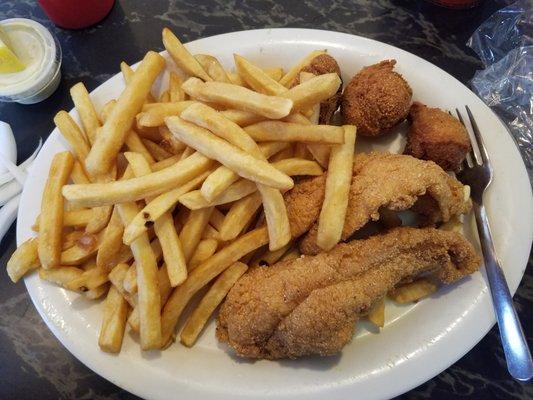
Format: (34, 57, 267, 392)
(38, 0, 115, 30)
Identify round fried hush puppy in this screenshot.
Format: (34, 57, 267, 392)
(405, 102, 471, 171)
(341, 60, 412, 136)
(292, 53, 342, 124)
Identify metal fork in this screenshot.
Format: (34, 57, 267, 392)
(456, 106, 533, 382)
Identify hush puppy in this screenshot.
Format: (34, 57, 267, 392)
(341, 60, 412, 136)
(405, 102, 471, 171)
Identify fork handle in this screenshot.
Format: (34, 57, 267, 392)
(474, 203, 533, 382)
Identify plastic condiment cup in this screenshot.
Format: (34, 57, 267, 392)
(0, 18, 62, 104)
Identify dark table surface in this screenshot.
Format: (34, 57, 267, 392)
(0, 1, 531, 399)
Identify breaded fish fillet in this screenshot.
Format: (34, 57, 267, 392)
(300, 152, 471, 255)
(217, 227, 480, 359)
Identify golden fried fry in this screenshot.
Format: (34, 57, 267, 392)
(388, 279, 438, 304)
(7, 238, 40, 282)
(181, 77, 293, 119)
(38, 152, 74, 268)
(98, 285, 129, 353)
(317, 125, 356, 251)
(85, 52, 166, 176)
(181, 261, 248, 346)
(63, 152, 212, 207)
(162, 28, 212, 81)
(70, 82, 101, 145)
(245, 121, 344, 144)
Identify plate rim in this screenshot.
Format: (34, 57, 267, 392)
(17, 27, 533, 400)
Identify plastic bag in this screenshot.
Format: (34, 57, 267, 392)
(467, 0, 532, 182)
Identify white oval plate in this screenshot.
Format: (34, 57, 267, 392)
(17, 29, 533, 400)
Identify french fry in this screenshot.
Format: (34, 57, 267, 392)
(279, 50, 326, 87)
(63, 152, 213, 207)
(162, 28, 212, 82)
(169, 72, 185, 102)
(184, 159, 321, 210)
(34, 209, 94, 230)
(152, 154, 181, 171)
(161, 227, 269, 346)
(124, 130, 156, 164)
(179, 146, 195, 161)
(142, 139, 173, 161)
(179, 180, 257, 210)
(219, 192, 262, 241)
(206, 211, 223, 233)
(388, 278, 438, 304)
(317, 125, 356, 251)
(227, 71, 247, 87)
(201, 224, 220, 240)
(158, 126, 187, 154)
(200, 141, 288, 201)
(129, 263, 173, 333)
(269, 145, 293, 162)
(120, 62, 157, 104)
(65, 263, 109, 292)
(136, 101, 195, 128)
(282, 73, 341, 112)
(100, 99, 117, 122)
(126, 152, 187, 287)
(70, 82, 101, 145)
(60, 232, 100, 265)
(39, 266, 84, 287)
(234, 54, 286, 95)
(120, 61, 134, 83)
(96, 207, 124, 270)
(179, 207, 214, 261)
(280, 245, 300, 262)
(54, 111, 91, 161)
(117, 200, 161, 350)
(7, 238, 40, 282)
(38, 152, 74, 268)
(85, 51, 166, 176)
(122, 170, 210, 245)
(439, 215, 462, 232)
(252, 241, 292, 266)
(181, 261, 248, 346)
(70, 161, 90, 184)
(123, 238, 163, 294)
(245, 121, 344, 144)
(188, 238, 218, 270)
(219, 109, 265, 126)
(62, 230, 86, 251)
(264, 67, 284, 82)
(98, 285, 129, 353)
(298, 71, 331, 168)
(181, 103, 259, 154)
(273, 158, 324, 176)
(181, 77, 293, 119)
(180, 102, 290, 248)
(194, 54, 231, 83)
(159, 90, 170, 103)
(85, 283, 110, 300)
(165, 117, 293, 190)
(367, 298, 385, 328)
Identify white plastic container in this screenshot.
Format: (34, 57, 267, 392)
(0, 18, 62, 104)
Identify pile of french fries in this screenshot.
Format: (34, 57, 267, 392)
(7, 28, 443, 354)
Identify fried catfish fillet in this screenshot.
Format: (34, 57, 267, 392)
(217, 227, 480, 359)
(300, 152, 471, 255)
